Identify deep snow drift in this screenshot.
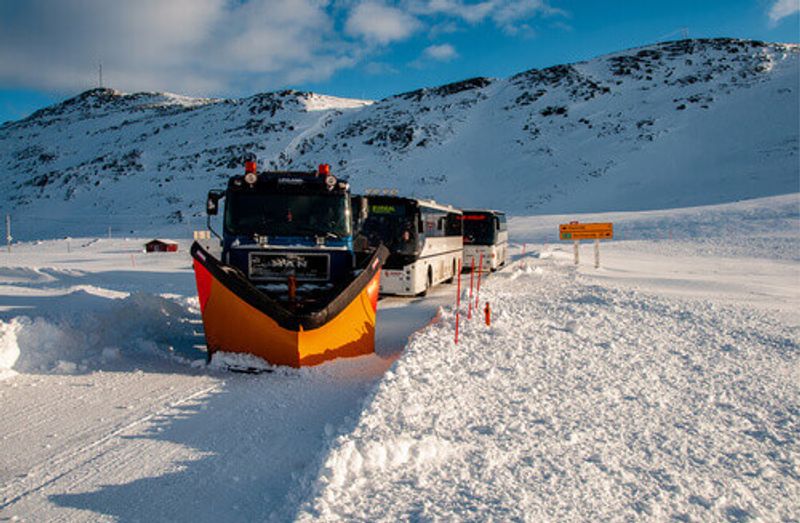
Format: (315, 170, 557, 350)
(0, 194, 797, 521)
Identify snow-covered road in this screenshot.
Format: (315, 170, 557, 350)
(0, 239, 454, 521)
(1, 195, 798, 521)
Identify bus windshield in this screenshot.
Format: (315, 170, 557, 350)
(225, 192, 352, 238)
(462, 213, 496, 245)
(362, 202, 419, 255)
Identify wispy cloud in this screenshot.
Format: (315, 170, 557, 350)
(405, 0, 565, 33)
(424, 43, 459, 61)
(345, 2, 420, 44)
(768, 0, 800, 26)
(363, 61, 400, 75)
(410, 42, 459, 68)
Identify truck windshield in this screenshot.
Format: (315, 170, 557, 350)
(462, 214, 496, 245)
(225, 192, 351, 238)
(362, 202, 418, 255)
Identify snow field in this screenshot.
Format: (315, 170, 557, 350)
(0, 195, 797, 521)
(294, 218, 799, 521)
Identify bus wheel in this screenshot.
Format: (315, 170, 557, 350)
(420, 268, 432, 297)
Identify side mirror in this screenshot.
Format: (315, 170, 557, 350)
(206, 190, 224, 216)
(495, 217, 501, 230)
(351, 196, 368, 230)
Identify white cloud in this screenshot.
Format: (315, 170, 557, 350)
(405, 0, 564, 31)
(422, 0, 495, 23)
(768, 0, 800, 25)
(424, 43, 458, 61)
(345, 2, 420, 44)
(0, 0, 567, 97)
(0, 0, 353, 96)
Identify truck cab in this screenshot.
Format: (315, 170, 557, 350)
(207, 163, 362, 302)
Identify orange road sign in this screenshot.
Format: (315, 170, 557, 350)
(559, 222, 613, 240)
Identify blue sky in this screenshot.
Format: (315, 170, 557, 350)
(0, 0, 798, 124)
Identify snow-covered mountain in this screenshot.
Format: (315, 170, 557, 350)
(0, 38, 797, 239)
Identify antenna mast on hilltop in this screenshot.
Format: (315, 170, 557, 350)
(657, 27, 690, 41)
(6, 214, 11, 253)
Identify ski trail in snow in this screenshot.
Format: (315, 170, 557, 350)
(0, 381, 220, 511)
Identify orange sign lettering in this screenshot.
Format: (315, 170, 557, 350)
(559, 222, 613, 240)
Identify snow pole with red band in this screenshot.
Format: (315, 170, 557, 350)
(475, 252, 483, 313)
(467, 257, 475, 320)
(455, 259, 462, 344)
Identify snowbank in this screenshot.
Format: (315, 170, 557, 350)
(293, 237, 799, 521)
(0, 291, 201, 377)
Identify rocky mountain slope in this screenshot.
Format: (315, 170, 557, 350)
(0, 38, 797, 239)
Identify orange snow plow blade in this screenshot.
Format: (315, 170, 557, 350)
(191, 242, 387, 368)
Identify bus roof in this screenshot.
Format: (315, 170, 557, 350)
(462, 209, 505, 216)
(366, 195, 462, 214)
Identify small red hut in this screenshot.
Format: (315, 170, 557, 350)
(145, 239, 179, 253)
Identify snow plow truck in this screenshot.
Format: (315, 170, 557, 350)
(191, 161, 387, 368)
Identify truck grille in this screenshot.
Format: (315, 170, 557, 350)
(248, 252, 330, 281)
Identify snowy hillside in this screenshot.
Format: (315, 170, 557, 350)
(0, 38, 797, 240)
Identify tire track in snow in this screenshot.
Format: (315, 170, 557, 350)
(0, 380, 220, 512)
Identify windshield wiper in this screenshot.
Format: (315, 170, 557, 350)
(287, 224, 344, 239)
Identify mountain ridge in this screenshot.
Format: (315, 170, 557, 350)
(0, 37, 797, 239)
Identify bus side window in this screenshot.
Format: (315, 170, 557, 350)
(437, 217, 445, 231)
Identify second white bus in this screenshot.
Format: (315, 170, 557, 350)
(360, 196, 463, 296)
(461, 209, 508, 272)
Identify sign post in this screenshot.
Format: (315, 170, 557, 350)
(559, 222, 613, 268)
(594, 239, 600, 269)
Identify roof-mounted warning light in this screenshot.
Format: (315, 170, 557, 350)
(244, 160, 258, 184)
(317, 163, 337, 190)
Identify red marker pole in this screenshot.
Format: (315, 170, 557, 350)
(455, 259, 462, 345)
(467, 257, 475, 320)
(475, 252, 483, 312)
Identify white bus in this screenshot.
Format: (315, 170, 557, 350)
(360, 196, 463, 296)
(461, 209, 508, 272)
